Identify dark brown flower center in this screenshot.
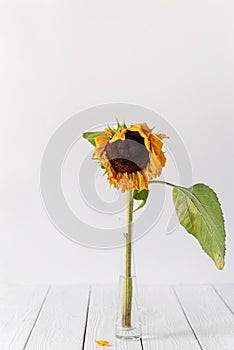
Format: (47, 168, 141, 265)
(105, 130, 149, 173)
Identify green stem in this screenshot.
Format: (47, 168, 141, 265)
(122, 190, 134, 328)
(149, 180, 179, 188)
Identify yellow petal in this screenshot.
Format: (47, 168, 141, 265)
(158, 151, 167, 167)
(116, 172, 130, 192)
(109, 128, 127, 143)
(95, 339, 110, 346)
(107, 167, 118, 187)
(94, 135, 110, 147)
(149, 133, 163, 154)
(147, 152, 165, 179)
(137, 171, 148, 191)
(131, 173, 139, 189)
(105, 128, 113, 137)
(157, 133, 169, 140)
(94, 138, 108, 161)
(130, 122, 150, 132)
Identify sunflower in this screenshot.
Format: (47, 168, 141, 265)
(83, 122, 168, 193)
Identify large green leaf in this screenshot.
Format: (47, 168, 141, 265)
(172, 183, 226, 269)
(133, 189, 149, 212)
(82, 131, 106, 146)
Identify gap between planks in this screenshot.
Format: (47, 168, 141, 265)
(0, 285, 49, 350)
(2, 284, 234, 350)
(23, 287, 51, 349)
(140, 285, 203, 350)
(24, 285, 90, 350)
(175, 285, 234, 350)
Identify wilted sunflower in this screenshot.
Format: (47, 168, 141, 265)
(83, 122, 168, 193)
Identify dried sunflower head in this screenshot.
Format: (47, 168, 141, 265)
(83, 121, 168, 193)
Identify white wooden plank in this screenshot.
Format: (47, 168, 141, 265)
(25, 285, 89, 350)
(214, 284, 234, 314)
(84, 285, 142, 350)
(139, 285, 201, 350)
(0, 284, 48, 350)
(175, 285, 234, 350)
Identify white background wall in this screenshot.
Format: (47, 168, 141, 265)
(0, 0, 233, 285)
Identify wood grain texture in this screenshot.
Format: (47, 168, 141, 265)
(25, 285, 89, 350)
(0, 284, 48, 350)
(2, 284, 234, 350)
(84, 285, 143, 350)
(139, 285, 201, 350)
(214, 284, 234, 314)
(175, 285, 234, 350)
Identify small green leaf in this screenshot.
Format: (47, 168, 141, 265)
(82, 131, 106, 146)
(133, 189, 149, 211)
(172, 183, 226, 270)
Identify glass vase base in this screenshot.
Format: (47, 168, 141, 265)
(115, 325, 142, 340)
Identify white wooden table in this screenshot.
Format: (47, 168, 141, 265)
(1, 284, 234, 349)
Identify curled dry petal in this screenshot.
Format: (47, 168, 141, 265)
(95, 339, 110, 346)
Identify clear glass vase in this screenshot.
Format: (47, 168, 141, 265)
(115, 276, 142, 340)
(115, 239, 142, 340)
